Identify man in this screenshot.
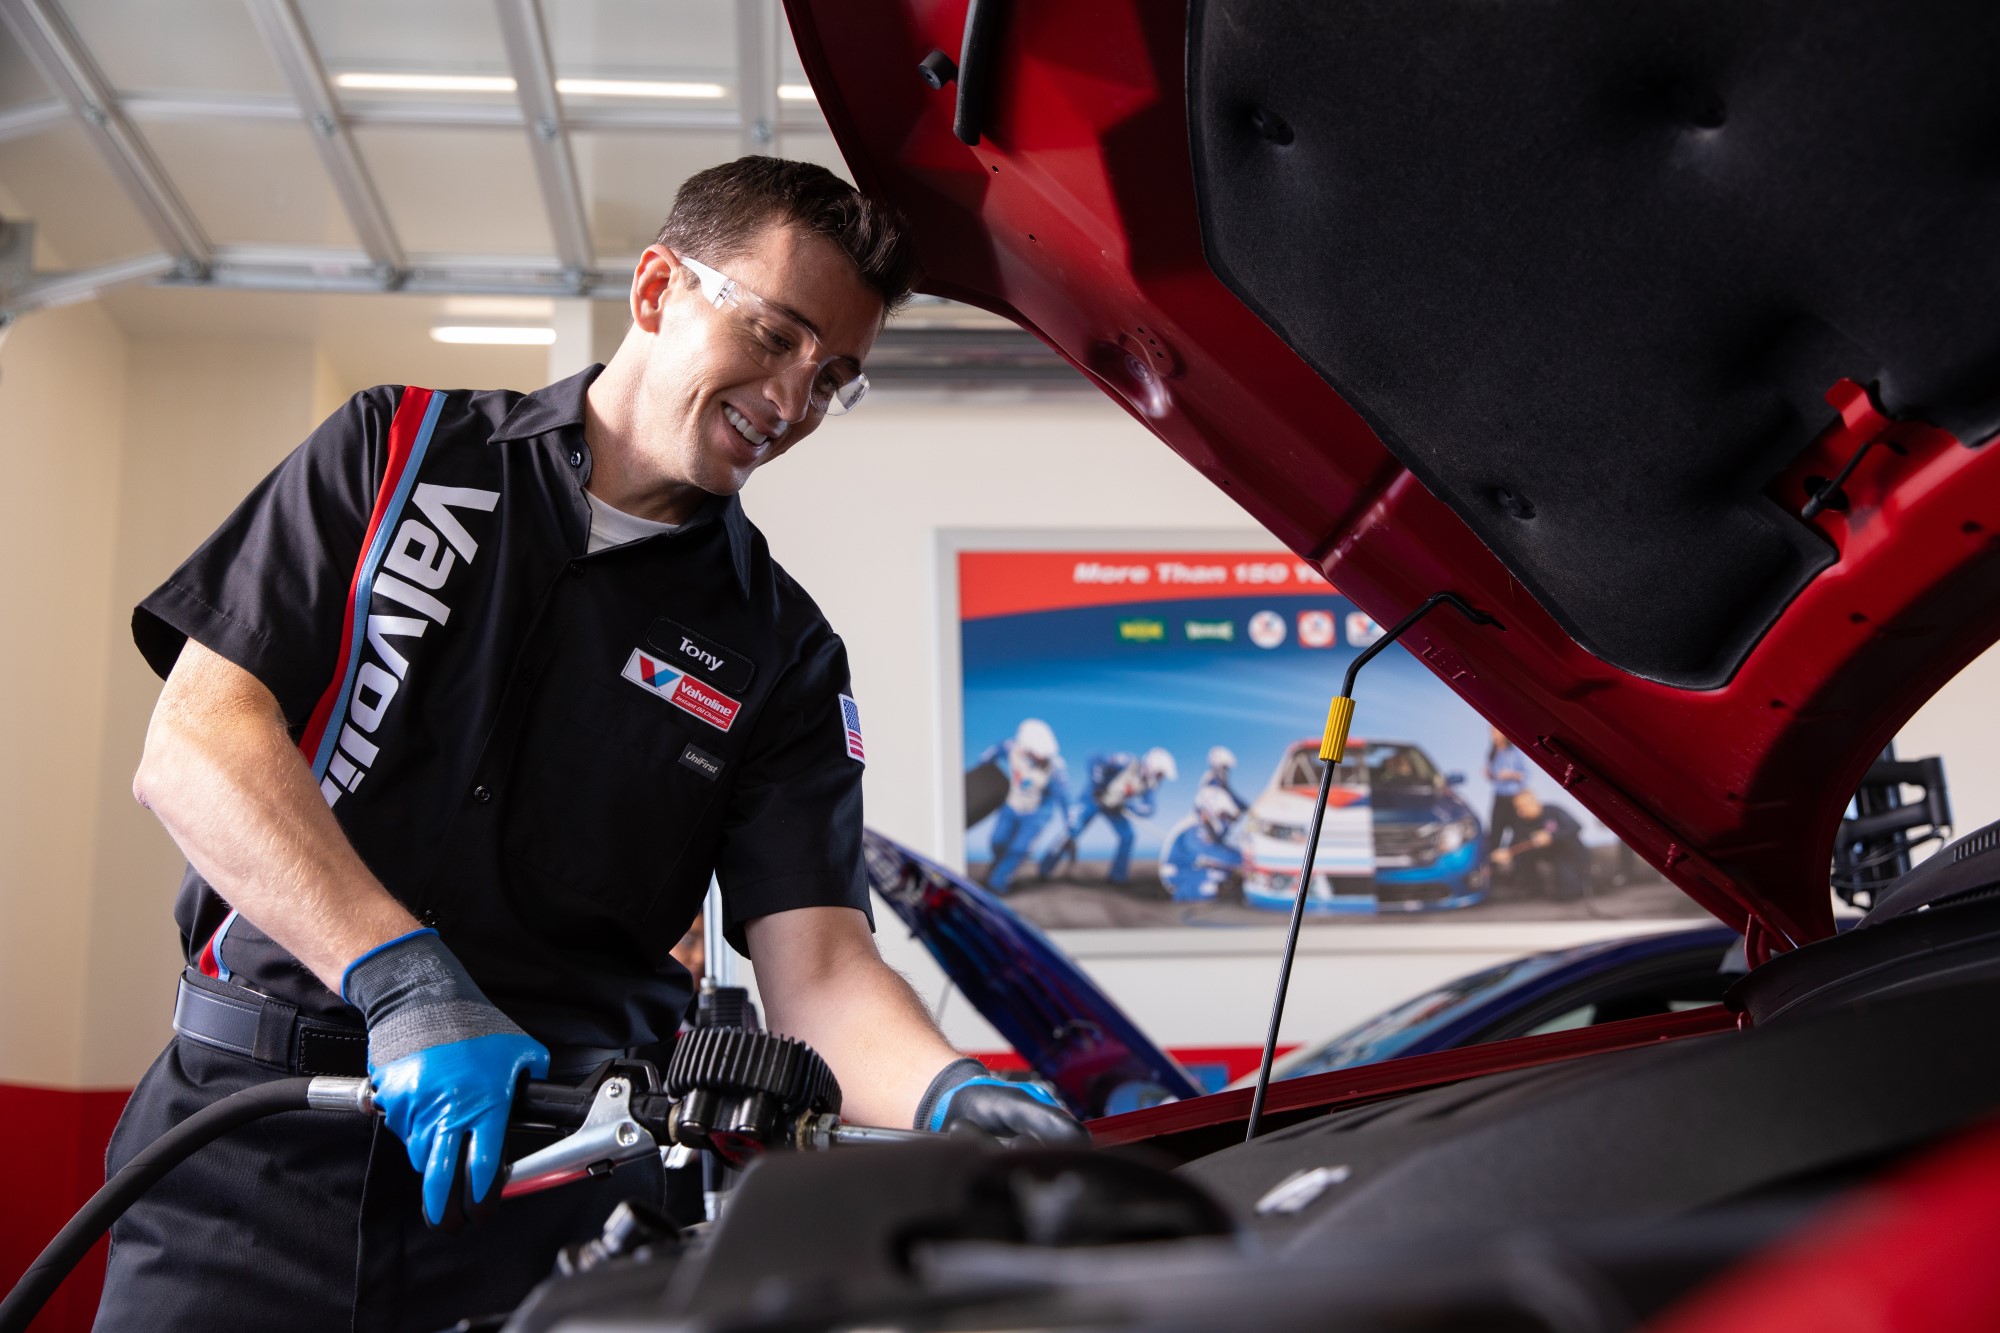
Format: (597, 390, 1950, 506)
(1490, 790, 1591, 903)
(1039, 747, 1178, 886)
(1197, 745, 1247, 810)
(977, 718, 1067, 893)
(1158, 784, 1244, 903)
(100, 158, 1082, 1332)
(1484, 724, 1530, 860)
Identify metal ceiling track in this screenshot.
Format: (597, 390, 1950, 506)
(0, 93, 828, 143)
(0, 0, 212, 272)
(0, 245, 1078, 387)
(735, 0, 781, 156)
(244, 0, 407, 280)
(495, 0, 594, 279)
(0, 0, 1072, 391)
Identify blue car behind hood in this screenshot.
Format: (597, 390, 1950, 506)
(862, 828, 1203, 1118)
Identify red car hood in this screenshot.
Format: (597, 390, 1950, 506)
(787, 0, 2000, 955)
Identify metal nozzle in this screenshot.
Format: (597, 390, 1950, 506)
(306, 1076, 376, 1115)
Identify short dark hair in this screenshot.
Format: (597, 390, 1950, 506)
(655, 156, 921, 316)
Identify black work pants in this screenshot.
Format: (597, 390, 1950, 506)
(1484, 793, 1521, 853)
(94, 1035, 663, 1333)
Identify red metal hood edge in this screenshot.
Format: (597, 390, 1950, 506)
(786, 0, 2000, 954)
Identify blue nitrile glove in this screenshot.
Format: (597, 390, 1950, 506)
(342, 928, 549, 1228)
(916, 1057, 1091, 1147)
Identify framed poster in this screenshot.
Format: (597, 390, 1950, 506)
(939, 532, 1702, 933)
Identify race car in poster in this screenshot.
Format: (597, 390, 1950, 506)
(1242, 737, 1486, 912)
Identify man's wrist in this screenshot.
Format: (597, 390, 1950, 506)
(340, 926, 439, 1004)
(343, 928, 528, 1070)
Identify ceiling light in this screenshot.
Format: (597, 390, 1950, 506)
(431, 326, 557, 346)
(777, 84, 816, 102)
(443, 296, 555, 319)
(334, 72, 518, 93)
(555, 78, 726, 99)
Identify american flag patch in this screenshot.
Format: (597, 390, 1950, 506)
(839, 693, 865, 763)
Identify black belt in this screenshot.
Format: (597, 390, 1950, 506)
(172, 969, 629, 1080)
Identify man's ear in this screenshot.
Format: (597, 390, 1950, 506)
(631, 246, 682, 334)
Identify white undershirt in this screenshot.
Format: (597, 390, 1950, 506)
(584, 489, 681, 553)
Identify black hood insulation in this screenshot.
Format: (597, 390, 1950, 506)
(1189, 0, 2000, 687)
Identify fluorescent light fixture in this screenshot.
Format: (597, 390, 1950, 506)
(334, 71, 518, 93)
(335, 71, 736, 101)
(554, 77, 726, 99)
(777, 83, 816, 102)
(443, 296, 556, 319)
(431, 326, 558, 346)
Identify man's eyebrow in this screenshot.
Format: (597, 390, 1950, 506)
(763, 288, 873, 361)
(769, 297, 824, 341)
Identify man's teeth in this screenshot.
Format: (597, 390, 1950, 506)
(723, 405, 769, 447)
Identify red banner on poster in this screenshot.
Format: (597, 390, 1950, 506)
(958, 551, 1335, 620)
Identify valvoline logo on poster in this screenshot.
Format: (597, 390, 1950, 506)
(621, 647, 741, 732)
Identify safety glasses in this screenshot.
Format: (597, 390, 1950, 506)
(677, 253, 869, 416)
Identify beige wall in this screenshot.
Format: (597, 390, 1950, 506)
(0, 312, 328, 1087)
(0, 297, 128, 1087)
(73, 336, 327, 1085)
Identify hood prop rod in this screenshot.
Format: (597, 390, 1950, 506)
(1245, 592, 1504, 1143)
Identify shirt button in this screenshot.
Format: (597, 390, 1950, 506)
(472, 784, 493, 804)
(568, 450, 584, 468)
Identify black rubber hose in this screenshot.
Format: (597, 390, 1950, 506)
(0, 1076, 315, 1333)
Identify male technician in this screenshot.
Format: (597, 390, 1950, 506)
(99, 158, 1082, 1332)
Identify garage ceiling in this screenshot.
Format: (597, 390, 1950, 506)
(0, 0, 1076, 392)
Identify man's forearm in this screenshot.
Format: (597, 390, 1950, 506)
(747, 907, 961, 1128)
(134, 640, 418, 992)
(783, 959, 959, 1128)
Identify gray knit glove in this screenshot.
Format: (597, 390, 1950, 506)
(343, 928, 549, 1227)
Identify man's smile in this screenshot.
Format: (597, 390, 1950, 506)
(722, 403, 781, 449)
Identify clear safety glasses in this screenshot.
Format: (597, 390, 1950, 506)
(677, 253, 870, 416)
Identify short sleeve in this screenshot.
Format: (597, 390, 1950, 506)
(132, 387, 399, 728)
(713, 624, 873, 954)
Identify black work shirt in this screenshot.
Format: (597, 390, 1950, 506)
(1519, 807, 1586, 857)
(133, 365, 873, 1051)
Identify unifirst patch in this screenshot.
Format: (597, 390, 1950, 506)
(622, 647, 742, 732)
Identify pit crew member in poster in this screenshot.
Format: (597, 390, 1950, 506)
(977, 718, 1069, 892)
(1159, 784, 1245, 902)
(1199, 745, 1248, 810)
(1041, 747, 1179, 885)
(1492, 791, 1592, 902)
(1484, 725, 1530, 859)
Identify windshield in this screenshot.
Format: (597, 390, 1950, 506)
(1273, 952, 1557, 1078)
(1277, 743, 1439, 789)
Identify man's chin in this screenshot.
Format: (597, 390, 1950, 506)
(687, 460, 751, 498)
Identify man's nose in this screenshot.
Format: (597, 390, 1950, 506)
(766, 359, 817, 423)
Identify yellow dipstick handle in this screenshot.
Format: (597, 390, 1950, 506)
(1320, 696, 1355, 762)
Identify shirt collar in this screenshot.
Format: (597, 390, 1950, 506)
(719, 491, 754, 595)
(490, 363, 601, 443)
(495, 365, 754, 597)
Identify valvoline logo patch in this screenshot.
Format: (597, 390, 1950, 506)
(621, 647, 741, 732)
